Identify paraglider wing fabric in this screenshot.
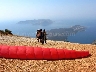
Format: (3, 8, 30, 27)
(0, 45, 90, 60)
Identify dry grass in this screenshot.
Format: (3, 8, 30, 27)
(0, 35, 96, 72)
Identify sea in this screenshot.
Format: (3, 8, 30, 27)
(0, 19, 96, 44)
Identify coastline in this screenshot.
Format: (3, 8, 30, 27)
(0, 34, 96, 72)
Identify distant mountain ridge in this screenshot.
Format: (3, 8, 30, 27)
(17, 19, 54, 26)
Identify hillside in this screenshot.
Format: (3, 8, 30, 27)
(0, 35, 96, 72)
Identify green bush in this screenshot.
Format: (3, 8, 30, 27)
(5, 29, 13, 35)
(5, 29, 11, 33)
(0, 29, 13, 35)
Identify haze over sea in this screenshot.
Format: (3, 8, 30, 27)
(0, 19, 96, 44)
(0, 0, 96, 44)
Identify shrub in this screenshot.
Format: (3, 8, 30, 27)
(5, 29, 13, 35)
(0, 29, 13, 35)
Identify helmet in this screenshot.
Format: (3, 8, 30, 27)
(43, 29, 45, 31)
(40, 29, 42, 31)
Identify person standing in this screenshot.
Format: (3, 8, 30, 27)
(39, 29, 44, 44)
(42, 29, 47, 44)
(36, 29, 40, 42)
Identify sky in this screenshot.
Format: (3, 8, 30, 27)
(0, 0, 96, 21)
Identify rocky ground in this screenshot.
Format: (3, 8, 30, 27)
(0, 35, 96, 72)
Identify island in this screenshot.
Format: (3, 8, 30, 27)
(17, 19, 54, 26)
(46, 25, 86, 41)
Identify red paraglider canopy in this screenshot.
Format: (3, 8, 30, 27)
(0, 45, 90, 60)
